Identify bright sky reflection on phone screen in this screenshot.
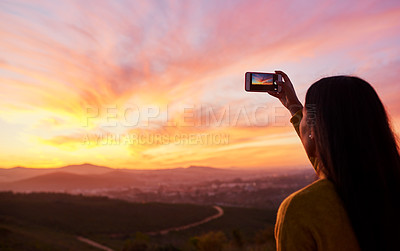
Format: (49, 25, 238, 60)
(252, 73, 274, 85)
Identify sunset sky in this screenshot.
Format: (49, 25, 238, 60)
(1, 0, 400, 169)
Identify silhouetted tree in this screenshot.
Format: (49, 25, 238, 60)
(191, 231, 227, 251)
(232, 229, 244, 248)
(155, 244, 180, 251)
(123, 232, 150, 251)
(254, 226, 274, 245)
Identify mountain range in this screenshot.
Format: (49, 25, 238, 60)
(0, 163, 277, 192)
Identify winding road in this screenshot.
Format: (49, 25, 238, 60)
(76, 236, 114, 251)
(77, 205, 224, 250)
(147, 205, 224, 235)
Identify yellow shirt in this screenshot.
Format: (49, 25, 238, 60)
(274, 110, 360, 251)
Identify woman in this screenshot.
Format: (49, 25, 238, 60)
(268, 71, 400, 251)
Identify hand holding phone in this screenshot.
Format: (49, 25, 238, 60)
(245, 72, 282, 92)
(255, 70, 303, 116)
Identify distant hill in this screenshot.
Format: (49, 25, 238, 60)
(186, 165, 230, 173)
(0, 163, 112, 182)
(0, 171, 146, 192)
(0, 163, 306, 193)
(0, 166, 236, 192)
(59, 163, 112, 175)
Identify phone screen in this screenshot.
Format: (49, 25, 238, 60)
(252, 73, 274, 85)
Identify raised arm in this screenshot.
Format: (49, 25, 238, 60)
(267, 71, 319, 171)
(267, 70, 303, 116)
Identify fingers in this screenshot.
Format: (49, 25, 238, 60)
(275, 70, 292, 84)
(276, 81, 287, 92)
(267, 90, 282, 99)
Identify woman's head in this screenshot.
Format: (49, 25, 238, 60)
(303, 76, 400, 250)
(304, 76, 400, 183)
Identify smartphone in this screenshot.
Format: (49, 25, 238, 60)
(245, 72, 282, 92)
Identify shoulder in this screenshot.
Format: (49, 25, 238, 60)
(278, 179, 344, 223)
(274, 179, 333, 250)
(278, 179, 339, 225)
(275, 179, 360, 251)
(281, 179, 339, 207)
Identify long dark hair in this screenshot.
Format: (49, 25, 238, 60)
(305, 76, 400, 250)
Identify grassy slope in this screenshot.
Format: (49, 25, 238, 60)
(0, 218, 99, 251)
(0, 192, 277, 250)
(0, 192, 216, 232)
(0, 192, 215, 250)
(91, 206, 277, 250)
